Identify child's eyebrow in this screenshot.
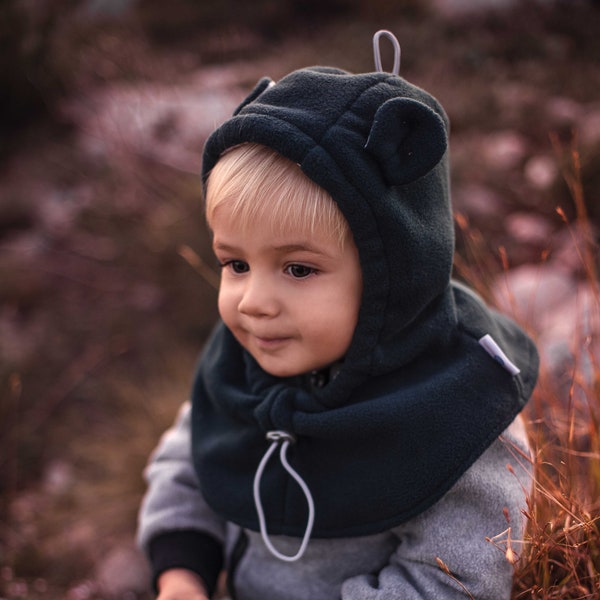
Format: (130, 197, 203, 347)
(212, 241, 241, 253)
(213, 240, 335, 258)
(272, 243, 331, 255)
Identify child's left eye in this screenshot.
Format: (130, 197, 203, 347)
(286, 264, 315, 278)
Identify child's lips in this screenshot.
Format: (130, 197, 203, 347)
(252, 334, 292, 349)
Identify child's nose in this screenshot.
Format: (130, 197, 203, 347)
(237, 275, 280, 317)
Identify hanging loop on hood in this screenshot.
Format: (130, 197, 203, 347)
(373, 30, 401, 75)
(253, 430, 315, 562)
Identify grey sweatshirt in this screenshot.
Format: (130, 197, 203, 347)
(137, 402, 532, 599)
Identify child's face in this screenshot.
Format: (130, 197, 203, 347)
(211, 203, 362, 378)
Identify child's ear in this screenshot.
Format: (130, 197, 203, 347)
(233, 77, 274, 115)
(364, 97, 447, 186)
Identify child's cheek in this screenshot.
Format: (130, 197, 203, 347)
(217, 285, 232, 323)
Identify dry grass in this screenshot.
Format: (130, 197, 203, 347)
(457, 141, 600, 598)
(509, 147, 600, 598)
(455, 136, 600, 598)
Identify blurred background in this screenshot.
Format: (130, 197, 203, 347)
(1, 0, 599, 598)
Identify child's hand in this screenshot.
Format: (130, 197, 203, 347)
(156, 568, 210, 600)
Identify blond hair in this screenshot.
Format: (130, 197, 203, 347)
(205, 143, 349, 246)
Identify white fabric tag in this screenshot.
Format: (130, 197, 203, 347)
(478, 334, 521, 376)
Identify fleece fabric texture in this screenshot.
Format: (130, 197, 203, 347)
(192, 66, 539, 538)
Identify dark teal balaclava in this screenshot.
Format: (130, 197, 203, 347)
(192, 40, 538, 543)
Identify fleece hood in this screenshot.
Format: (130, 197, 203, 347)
(192, 38, 539, 542)
(202, 65, 454, 389)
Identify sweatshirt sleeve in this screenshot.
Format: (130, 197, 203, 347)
(137, 402, 226, 596)
(340, 416, 532, 600)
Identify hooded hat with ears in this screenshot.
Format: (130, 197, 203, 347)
(202, 66, 454, 386)
(193, 41, 538, 540)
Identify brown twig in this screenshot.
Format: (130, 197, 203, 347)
(178, 244, 220, 290)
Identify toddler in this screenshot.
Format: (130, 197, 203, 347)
(137, 31, 538, 600)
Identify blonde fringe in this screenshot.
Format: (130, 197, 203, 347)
(205, 143, 349, 247)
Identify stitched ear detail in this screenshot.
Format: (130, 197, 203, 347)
(365, 97, 447, 186)
(233, 77, 274, 115)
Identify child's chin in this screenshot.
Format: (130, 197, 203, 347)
(255, 358, 309, 379)
(260, 364, 305, 379)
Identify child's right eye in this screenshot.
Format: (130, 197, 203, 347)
(222, 260, 249, 274)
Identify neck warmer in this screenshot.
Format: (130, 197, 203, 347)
(191, 50, 539, 540)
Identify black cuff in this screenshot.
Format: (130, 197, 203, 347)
(148, 530, 224, 598)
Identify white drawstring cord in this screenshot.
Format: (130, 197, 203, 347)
(253, 431, 315, 562)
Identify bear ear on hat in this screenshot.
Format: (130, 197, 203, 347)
(365, 97, 448, 186)
(233, 77, 274, 115)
